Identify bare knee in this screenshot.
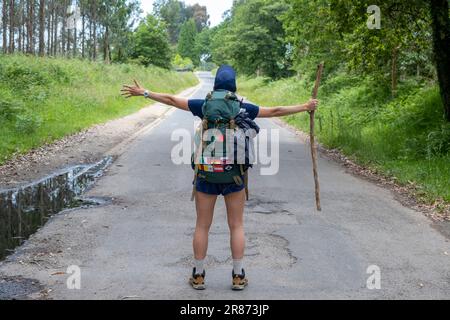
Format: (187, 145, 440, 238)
(196, 219, 212, 231)
(227, 217, 243, 231)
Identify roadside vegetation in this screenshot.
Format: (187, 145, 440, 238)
(238, 74, 450, 203)
(0, 54, 197, 164)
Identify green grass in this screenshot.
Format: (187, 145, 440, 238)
(238, 74, 450, 203)
(0, 54, 198, 164)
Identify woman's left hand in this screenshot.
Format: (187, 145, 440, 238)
(305, 99, 319, 111)
(121, 80, 145, 98)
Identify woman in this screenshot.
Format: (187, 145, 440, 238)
(121, 65, 318, 291)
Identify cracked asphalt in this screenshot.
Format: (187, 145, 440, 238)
(0, 72, 449, 300)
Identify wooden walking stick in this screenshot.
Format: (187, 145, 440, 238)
(310, 62, 324, 211)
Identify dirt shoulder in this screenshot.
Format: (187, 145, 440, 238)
(0, 84, 199, 190)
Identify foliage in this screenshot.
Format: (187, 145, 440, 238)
(172, 54, 194, 71)
(210, 0, 293, 78)
(177, 19, 199, 66)
(152, 0, 209, 43)
(131, 15, 172, 69)
(0, 54, 198, 164)
(238, 73, 450, 201)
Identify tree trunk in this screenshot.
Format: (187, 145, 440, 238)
(18, 0, 22, 52)
(27, 0, 34, 54)
(2, 0, 7, 53)
(9, 0, 14, 53)
(31, 0, 35, 53)
(430, 0, 450, 121)
(21, 1, 26, 52)
(104, 25, 110, 64)
(61, 0, 66, 56)
(47, 0, 51, 55)
(66, 3, 71, 57)
(53, 1, 57, 55)
(88, 10, 92, 58)
(73, 22, 77, 58)
(92, 13, 97, 60)
(66, 28, 70, 57)
(391, 46, 399, 97)
(38, 0, 44, 56)
(81, 9, 85, 58)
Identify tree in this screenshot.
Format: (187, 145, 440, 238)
(91, 1, 98, 60)
(98, 0, 141, 64)
(177, 18, 198, 65)
(38, 0, 44, 56)
(9, 0, 14, 53)
(283, 0, 435, 95)
(211, 0, 292, 78)
(172, 53, 194, 71)
(186, 3, 209, 32)
(131, 14, 172, 69)
(153, 0, 183, 44)
(153, 0, 210, 43)
(26, 0, 35, 54)
(210, 19, 232, 66)
(429, 0, 450, 121)
(2, 0, 8, 53)
(195, 27, 212, 62)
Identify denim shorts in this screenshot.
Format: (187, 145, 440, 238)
(194, 177, 245, 196)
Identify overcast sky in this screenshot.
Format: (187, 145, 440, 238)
(140, 0, 234, 27)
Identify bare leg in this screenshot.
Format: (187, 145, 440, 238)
(224, 189, 246, 259)
(193, 191, 218, 260)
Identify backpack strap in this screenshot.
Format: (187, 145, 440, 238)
(239, 165, 249, 201)
(244, 170, 249, 201)
(233, 175, 243, 186)
(229, 119, 236, 130)
(191, 162, 201, 201)
(191, 119, 209, 202)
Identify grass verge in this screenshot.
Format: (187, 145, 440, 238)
(238, 74, 450, 204)
(0, 54, 198, 165)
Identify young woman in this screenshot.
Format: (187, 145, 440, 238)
(121, 65, 318, 291)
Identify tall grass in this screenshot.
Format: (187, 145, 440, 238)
(238, 74, 450, 203)
(0, 54, 198, 164)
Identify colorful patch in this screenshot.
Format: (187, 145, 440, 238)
(202, 165, 214, 172)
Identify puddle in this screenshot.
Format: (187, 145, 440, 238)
(0, 276, 43, 300)
(0, 157, 112, 260)
(246, 197, 292, 215)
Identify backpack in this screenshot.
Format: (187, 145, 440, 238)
(191, 90, 256, 200)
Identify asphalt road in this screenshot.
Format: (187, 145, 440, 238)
(1, 72, 449, 299)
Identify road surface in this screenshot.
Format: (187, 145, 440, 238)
(1, 72, 449, 299)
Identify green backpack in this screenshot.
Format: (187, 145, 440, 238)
(191, 90, 250, 199)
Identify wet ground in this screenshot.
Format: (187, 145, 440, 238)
(0, 157, 112, 261)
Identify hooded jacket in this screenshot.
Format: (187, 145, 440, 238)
(214, 65, 237, 93)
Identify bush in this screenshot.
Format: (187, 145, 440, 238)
(0, 97, 24, 121)
(15, 113, 42, 134)
(172, 54, 194, 71)
(427, 123, 450, 158)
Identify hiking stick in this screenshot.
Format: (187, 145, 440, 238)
(310, 62, 324, 211)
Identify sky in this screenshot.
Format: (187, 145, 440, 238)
(140, 0, 234, 27)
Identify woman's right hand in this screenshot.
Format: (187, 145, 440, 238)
(121, 80, 146, 98)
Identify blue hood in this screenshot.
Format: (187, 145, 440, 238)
(214, 65, 237, 92)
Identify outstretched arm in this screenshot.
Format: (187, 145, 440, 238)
(121, 80, 189, 111)
(257, 99, 319, 118)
